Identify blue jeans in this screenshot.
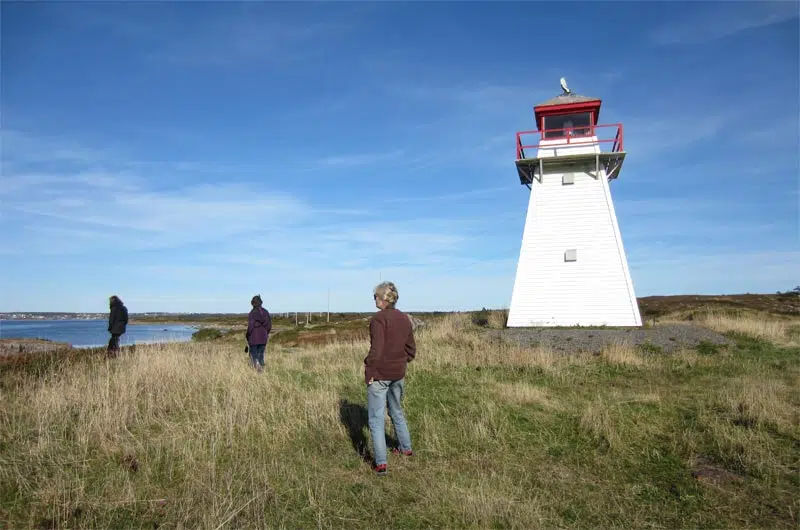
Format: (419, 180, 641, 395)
(367, 378, 412, 466)
(249, 343, 265, 368)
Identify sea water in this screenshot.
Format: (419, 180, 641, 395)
(0, 320, 197, 348)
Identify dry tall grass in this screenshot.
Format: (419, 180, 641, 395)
(665, 309, 800, 346)
(1, 311, 798, 529)
(487, 309, 508, 329)
(599, 340, 651, 367)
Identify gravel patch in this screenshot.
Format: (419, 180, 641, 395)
(485, 323, 733, 354)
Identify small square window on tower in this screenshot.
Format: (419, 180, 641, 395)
(564, 249, 577, 262)
(562, 173, 574, 185)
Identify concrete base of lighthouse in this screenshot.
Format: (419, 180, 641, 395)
(507, 157, 642, 328)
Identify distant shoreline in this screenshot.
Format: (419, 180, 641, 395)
(0, 321, 201, 353)
(0, 334, 196, 356)
(1, 318, 201, 327)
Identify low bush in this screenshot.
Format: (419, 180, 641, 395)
(191, 327, 223, 341)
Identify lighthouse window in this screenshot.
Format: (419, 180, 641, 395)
(543, 112, 592, 139)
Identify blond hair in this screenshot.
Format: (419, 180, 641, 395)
(374, 281, 399, 308)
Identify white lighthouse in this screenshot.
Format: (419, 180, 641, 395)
(506, 79, 642, 327)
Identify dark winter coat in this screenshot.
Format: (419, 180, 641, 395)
(246, 306, 272, 346)
(363, 307, 417, 385)
(108, 300, 129, 335)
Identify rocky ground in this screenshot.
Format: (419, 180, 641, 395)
(0, 338, 73, 358)
(486, 323, 733, 354)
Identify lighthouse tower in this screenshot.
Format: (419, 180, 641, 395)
(506, 79, 642, 327)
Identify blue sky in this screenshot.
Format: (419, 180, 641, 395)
(1, 1, 798, 313)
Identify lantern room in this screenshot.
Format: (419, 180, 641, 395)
(514, 80, 626, 188)
(534, 93, 602, 140)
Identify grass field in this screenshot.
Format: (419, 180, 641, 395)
(1, 308, 798, 529)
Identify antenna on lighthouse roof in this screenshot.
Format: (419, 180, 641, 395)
(560, 77, 571, 95)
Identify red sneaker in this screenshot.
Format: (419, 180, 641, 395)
(392, 448, 413, 456)
(374, 464, 387, 476)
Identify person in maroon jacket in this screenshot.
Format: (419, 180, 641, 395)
(245, 295, 272, 372)
(364, 281, 417, 476)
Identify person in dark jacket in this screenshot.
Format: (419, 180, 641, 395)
(245, 295, 272, 372)
(364, 281, 417, 476)
(107, 295, 128, 357)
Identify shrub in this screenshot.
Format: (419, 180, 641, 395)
(471, 308, 490, 327)
(696, 340, 722, 355)
(636, 341, 663, 355)
(191, 328, 223, 341)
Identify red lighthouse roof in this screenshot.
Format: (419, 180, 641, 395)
(536, 92, 600, 106)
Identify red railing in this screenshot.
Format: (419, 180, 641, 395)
(515, 123, 624, 160)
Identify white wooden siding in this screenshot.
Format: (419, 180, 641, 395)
(507, 143, 641, 327)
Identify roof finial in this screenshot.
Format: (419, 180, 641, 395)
(560, 77, 571, 95)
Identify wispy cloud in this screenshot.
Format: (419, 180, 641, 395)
(384, 186, 515, 204)
(1, 129, 266, 178)
(0, 171, 141, 197)
(4, 175, 309, 249)
(1, 130, 113, 166)
(618, 111, 736, 164)
(616, 194, 795, 259)
(102, 256, 520, 313)
(630, 250, 800, 296)
(1, 131, 512, 274)
(242, 219, 484, 268)
(388, 82, 551, 111)
(62, 2, 372, 68)
(318, 149, 405, 168)
(650, 1, 799, 46)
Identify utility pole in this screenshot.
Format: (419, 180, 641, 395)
(327, 289, 330, 323)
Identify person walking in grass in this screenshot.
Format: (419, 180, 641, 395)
(106, 295, 128, 358)
(364, 281, 417, 476)
(246, 295, 272, 373)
